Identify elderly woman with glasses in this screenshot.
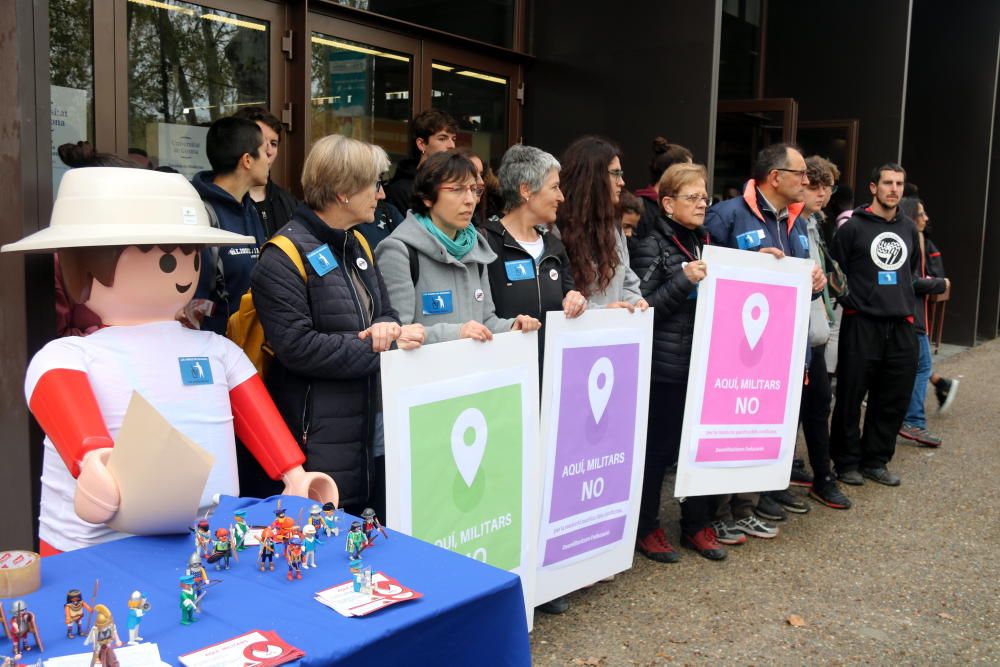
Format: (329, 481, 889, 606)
(629, 162, 727, 564)
(376, 151, 541, 344)
(249, 135, 425, 517)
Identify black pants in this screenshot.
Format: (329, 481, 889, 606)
(638, 382, 715, 537)
(800, 344, 833, 480)
(830, 313, 918, 472)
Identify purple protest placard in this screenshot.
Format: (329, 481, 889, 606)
(543, 343, 639, 565)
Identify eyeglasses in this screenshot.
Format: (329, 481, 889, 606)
(829, 184, 839, 195)
(774, 168, 808, 178)
(608, 169, 625, 180)
(440, 184, 486, 197)
(674, 194, 710, 205)
(375, 179, 384, 193)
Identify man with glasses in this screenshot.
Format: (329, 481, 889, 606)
(829, 163, 920, 488)
(703, 143, 827, 536)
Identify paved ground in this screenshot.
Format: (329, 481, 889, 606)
(531, 339, 999, 665)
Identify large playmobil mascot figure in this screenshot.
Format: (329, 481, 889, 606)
(1, 168, 337, 552)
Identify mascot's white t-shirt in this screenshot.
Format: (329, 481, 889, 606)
(25, 321, 257, 552)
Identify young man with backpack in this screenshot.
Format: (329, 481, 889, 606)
(189, 117, 270, 334)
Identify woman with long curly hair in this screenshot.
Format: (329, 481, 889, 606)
(556, 136, 648, 311)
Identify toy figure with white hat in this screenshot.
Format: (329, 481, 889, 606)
(2, 167, 337, 552)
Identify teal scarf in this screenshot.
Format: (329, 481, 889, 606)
(416, 213, 477, 259)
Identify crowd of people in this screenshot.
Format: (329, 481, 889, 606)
(54, 107, 958, 613)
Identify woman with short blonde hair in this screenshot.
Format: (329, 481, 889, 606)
(249, 135, 422, 517)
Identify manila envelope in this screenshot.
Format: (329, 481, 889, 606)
(106, 391, 214, 535)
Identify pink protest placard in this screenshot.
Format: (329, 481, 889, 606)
(675, 245, 812, 497)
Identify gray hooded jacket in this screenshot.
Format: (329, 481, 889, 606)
(375, 213, 515, 344)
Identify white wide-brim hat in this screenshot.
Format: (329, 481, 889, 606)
(2, 167, 257, 253)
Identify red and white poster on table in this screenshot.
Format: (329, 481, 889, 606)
(675, 245, 813, 497)
(178, 629, 303, 667)
(314, 571, 422, 617)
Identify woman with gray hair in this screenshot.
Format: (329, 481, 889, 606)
(482, 144, 587, 346)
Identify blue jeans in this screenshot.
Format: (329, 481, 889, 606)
(904, 334, 933, 429)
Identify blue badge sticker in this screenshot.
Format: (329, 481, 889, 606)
(878, 271, 897, 285)
(306, 245, 338, 276)
(799, 234, 810, 252)
(421, 290, 454, 315)
(737, 230, 762, 250)
(178, 357, 213, 385)
(504, 259, 535, 281)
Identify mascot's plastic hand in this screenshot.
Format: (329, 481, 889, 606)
(75, 448, 120, 524)
(281, 466, 339, 507)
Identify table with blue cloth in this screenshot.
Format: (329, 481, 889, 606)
(14, 496, 530, 666)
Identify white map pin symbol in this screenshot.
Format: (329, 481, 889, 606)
(742, 292, 769, 350)
(450, 408, 488, 487)
(588, 357, 614, 424)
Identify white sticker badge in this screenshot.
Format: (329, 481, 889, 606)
(549, 269, 559, 281)
(474, 288, 485, 302)
(181, 206, 198, 225)
(356, 257, 369, 271)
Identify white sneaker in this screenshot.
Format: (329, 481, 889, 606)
(734, 515, 779, 539)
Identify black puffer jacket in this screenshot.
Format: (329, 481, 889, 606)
(248, 205, 400, 507)
(630, 214, 708, 384)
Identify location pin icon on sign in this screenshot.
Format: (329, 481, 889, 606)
(588, 357, 615, 424)
(742, 292, 769, 351)
(451, 408, 488, 488)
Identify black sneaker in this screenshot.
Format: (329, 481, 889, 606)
(537, 595, 570, 614)
(861, 466, 901, 486)
(809, 478, 852, 509)
(838, 469, 865, 486)
(934, 377, 959, 414)
(770, 488, 810, 514)
(755, 494, 787, 521)
(790, 466, 813, 488)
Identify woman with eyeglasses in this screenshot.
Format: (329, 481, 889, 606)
(249, 135, 425, 518)
(556, 136, 648, 313)
(376, 150, 541, 344)
(629, 162, 727, 563)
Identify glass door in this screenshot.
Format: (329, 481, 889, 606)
(119, 0, 285, 180)
(713, 98, 798, 200)
(308, 17, 419, 169)
(422, 44, 519, 170)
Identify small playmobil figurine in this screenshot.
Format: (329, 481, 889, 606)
(125, 592, 148, 645)
(209, 527, 234, 571)
(321, 501, 340, 537)
(360, 508, 389, 545)
(258, 527, 276, 572)
(6, 168, 338, 553)
(349, 559, 372, 595)
(83, 604, 121, 667)
(346, 521, 369, 560)
(301, 524, 323, 569)
(193, 519, 212, 559)
(2, 600, 43, 656)
(308, 505, 324, 533)
(285, 537, 304, 581)
(185, 551, 210, 598)
(64, 589, 92, 639)
(179, 576, 199, 626)
(232, 511, 249, 551)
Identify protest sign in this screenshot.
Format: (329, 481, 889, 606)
(535, 310, 653, 605)
(382, 332, 540, 626)
(675, 245, 812, 497)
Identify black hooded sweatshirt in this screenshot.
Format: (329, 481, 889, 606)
(830, 205, 921, 319)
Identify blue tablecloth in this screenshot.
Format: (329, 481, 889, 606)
(18, 496, 530, 666)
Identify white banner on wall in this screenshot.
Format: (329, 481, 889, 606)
(149, 123, 210, 179)
(535, 309, 653, 606)
(675, 245, 812, 497)
(50, 85, 89, 196)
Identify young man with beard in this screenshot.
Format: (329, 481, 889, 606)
(829, 163, 920, 487)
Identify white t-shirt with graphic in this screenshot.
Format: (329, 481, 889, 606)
(25, 321, 256, 551)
